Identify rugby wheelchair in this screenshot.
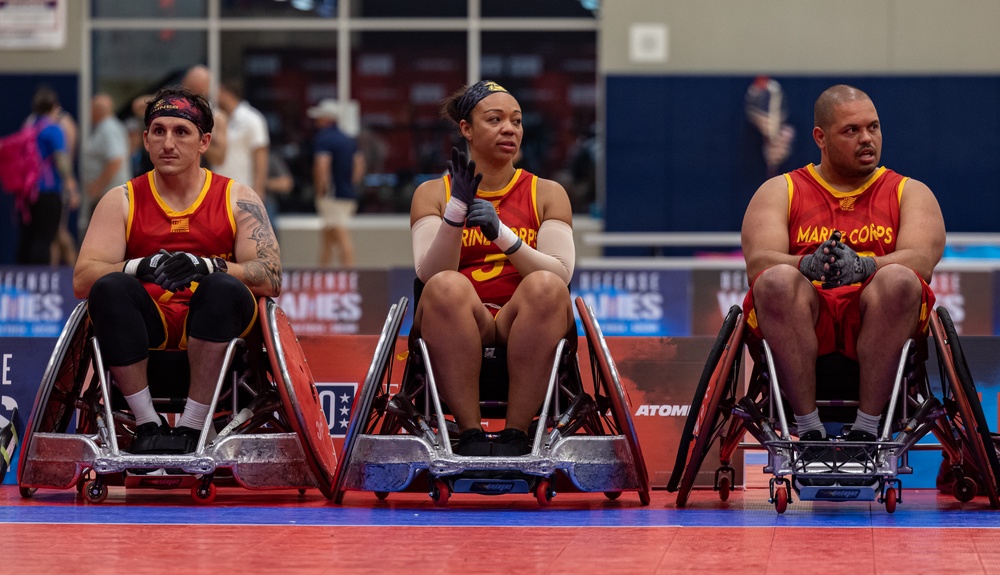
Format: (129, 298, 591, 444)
(669, 305, 1000, 514)
(17, 298, 338, 504)
(332, 294, 651, 507)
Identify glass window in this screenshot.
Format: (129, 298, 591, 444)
(351, 0, 466, 18)
(220, 30, 340, 213)
(92, 0, 206, 18)
(92, 30, 207, 114)
(221, 0, 338, 18)
(350, 31, 467, 213)
(481, 31, 597, 212)
(481, 0, 596, 19)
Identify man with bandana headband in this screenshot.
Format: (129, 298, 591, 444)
(73, 87, 283, 455)
(409, 81, 576, 457)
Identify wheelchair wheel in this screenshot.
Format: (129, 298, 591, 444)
(332, 297, 408, 504)
(575, 297, 652, 505)
(669, 305, 745, 507)
(931, 307, 1000, 509)
(261, 298, 339, 499)
(18, 302, 94, 494)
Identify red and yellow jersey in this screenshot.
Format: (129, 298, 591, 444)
(125, 169, 237, 306)
(786, 164, 907, 258)
(445, 168, 541, 307)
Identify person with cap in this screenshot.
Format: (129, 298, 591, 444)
(409, 80, 576, 457)
(73, 86, 282, 454)
(309, 98, 365, 267)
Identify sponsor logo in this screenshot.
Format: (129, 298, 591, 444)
(634, 404, 689, 417)
(315, 382, 357, 437)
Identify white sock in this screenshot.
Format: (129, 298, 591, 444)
(177, 398, 211, 430)
(123, 388, 160, 427)
(794, 408, 826, 438)
(852, 409, 881, 436)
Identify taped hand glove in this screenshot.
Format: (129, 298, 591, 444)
(443, 147, 482, 227)
(153, 251, 215, 293)
(123, 252, 170, 283)
(797, 231, 838, 283)
(823, 233, 876, 288)
(466, 198, 523, 255)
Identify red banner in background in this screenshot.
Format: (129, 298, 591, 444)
(929, 271, 992, 335)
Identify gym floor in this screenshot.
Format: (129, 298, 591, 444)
(3, 483, 999, 574)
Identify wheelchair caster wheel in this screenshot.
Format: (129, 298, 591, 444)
(884, 487, 898, 513)
(603, 491, 622, 500)
(19, 486, 36, 499)
(375, 491, 390, 501)
(84, 480, 108, 504)
(953, 477, 978, 502)
(535, 479, 554, 507)
(773, 485, 788, 514)
(717, 476, 732, 501)
(431, 479, 449, 507)
(192, 482, 217, 504)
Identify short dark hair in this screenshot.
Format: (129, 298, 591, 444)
(31, 85, 60, 116)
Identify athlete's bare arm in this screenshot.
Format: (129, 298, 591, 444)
(870, 178, 945, 282)
(741, 175, 801, 280)
(73, 185, 129, 298)
(230, 183, 282, 297)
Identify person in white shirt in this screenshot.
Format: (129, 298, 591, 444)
(215, 78, 273, 224)
(82, 93, 130, 223)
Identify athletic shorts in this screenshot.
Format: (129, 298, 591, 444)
(316, 196, 357, 228)
(742, 267, 935, 360)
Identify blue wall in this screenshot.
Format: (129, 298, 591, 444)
(605, 75, 1000, 238)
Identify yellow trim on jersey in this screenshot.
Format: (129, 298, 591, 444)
(444, 174, 452, 202)
(805, 164, 887, 198)
(530, 175, 539, 224)
(784, 173, 794, 219)
(477, 169, 523, 199)
(896, 176, 909, 204)
(150, 169, 214, 216)
(225, 178, 237, 235)
(125, 179, 137, 242)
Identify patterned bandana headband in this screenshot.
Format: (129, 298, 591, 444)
(457, 80, 511, 120)
(146, 95, 210, 133)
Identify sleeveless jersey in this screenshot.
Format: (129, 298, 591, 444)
(126, 170, 237, 306)
(786, 164, 907, 258)
(445, 168, 541, 307)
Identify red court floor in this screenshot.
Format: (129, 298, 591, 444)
(4, 484, 1000, 574)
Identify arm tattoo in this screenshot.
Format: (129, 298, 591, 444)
(236, 199, 282, 293)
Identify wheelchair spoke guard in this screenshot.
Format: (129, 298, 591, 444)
(261, 298, 338, 499)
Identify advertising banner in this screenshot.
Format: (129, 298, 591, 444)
(571, 269, 691, 336)
(1, 337, 58, 484)
(276, 269, 388, 336)
(0, 266, 80, 337)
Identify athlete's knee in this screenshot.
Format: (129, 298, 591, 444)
(865, 264, 923, 308)
(89, 272, 145, 315)
(187, 274, 256, 342)
(515, 271, 570, 310)
(420, 271, 476, 311)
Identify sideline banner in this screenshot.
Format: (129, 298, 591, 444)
(571, 269, 691, 336)
(1, 337, 57, 484)
(0, 266, 80, 337)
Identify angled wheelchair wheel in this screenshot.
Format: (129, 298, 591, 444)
(261, 298, 339, 499)
(18, 301, 94, 494)
(575, 297, 652, 505)
(332, 297, 408, 504)
(931, 306, 1000, 509)
(669, 305, 745, 507)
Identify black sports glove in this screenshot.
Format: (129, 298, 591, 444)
(443, 147, 482, 226)
(823, 234, 877, 288)
(153, 252, 215, 293)
(797, 231, 838, 283)
(466, 198, 523, 255)
(123, 252, 169, 283)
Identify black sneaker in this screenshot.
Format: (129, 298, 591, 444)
(798, 430, 827, 442)
(837, 429, 877, 473)
(455, 429, 492, 456)
(841, 429, 877, 442)
(129, 419, 171, 454)
(492, 428, 531, 457)
(171, 426, 203, 453)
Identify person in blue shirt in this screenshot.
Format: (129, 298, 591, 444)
(309, 99, 365, 267)
(17, 86, 79, 265)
